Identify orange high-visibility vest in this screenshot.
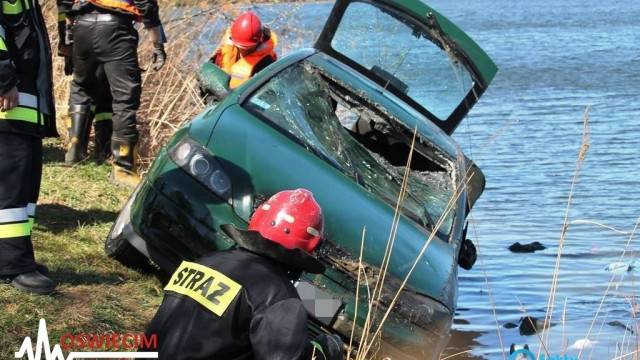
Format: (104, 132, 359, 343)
(75, 0, 142, 21)
(213, 28, 278, 88)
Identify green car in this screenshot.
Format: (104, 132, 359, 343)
(106, 0, 496, 358)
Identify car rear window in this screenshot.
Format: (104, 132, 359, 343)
(244, 61, 456, 236)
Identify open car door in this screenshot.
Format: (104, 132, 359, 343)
(314, 0, 497, 135)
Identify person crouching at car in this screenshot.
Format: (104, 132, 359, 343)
(208, 11, 278, 89)
(140, 188, 343, 360)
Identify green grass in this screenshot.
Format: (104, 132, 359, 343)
(0, 138, 164, 358)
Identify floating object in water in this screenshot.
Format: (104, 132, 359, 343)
(604, 260, 639, 273)
(508, 241, 547, 253)
(568, 338, 597, 349)
(607, 320, 634, 333)
(519, 316, 554, 336)
(503, 322, 518, 329)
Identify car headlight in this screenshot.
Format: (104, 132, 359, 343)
(168, 138, 232, 203)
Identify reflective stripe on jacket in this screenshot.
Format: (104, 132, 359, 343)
(0, 0, 58, 138)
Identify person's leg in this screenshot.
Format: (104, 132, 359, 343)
(99, 21, 141, 186)
(93, 65, 113, 164)
(66, 20, 99, 166)
(0, 133, 55, 294)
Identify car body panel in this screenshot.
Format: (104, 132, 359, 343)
(208, 103, 457, 298)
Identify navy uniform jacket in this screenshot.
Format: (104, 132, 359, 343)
(0, 0, 57, 138)
(142, 248, 312, 360)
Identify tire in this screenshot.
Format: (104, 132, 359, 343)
(105, 231, 159, 275)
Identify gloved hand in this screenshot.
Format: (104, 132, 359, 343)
(64, 56, 73, 76)
(65, 23, 74, 46)
(152, 42, 166, 71)
(310, 334, 343, 360)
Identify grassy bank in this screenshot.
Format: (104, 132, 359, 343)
(0, 139, 163, 358)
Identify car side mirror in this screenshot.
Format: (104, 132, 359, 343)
(198, 61, 231, 104)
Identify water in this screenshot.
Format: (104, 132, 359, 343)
(192, 1, 640, 358)
(434, 1, 640, 359)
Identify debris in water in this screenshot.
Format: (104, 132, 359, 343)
(508, 241, 546, 253)
(604, 260, 638, 273)
(607, 320, 634, 333)
(519, 316, 554, 336)
(568, 338, 597, 349)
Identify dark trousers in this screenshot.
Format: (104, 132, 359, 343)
(0, 133, 42, 276)
(95, 64, 113, 115)
(69, 11, 141, 141)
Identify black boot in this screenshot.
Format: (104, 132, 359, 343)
(94, 119, 113, 164)
(10, 271, 56, 295)
(110, 137, 141, 187)
(65, 104, 92, 166)
(79, 106, 95, 159)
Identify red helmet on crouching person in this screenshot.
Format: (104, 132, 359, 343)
(230, 11, 264, 48)
(249, 189, 323, 254)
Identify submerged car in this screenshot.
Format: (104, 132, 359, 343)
(106, 0, 496, 358)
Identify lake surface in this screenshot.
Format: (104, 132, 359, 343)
(195, 1, 640, 358)
(434, 1, 640, 359)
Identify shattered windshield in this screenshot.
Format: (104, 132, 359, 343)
(244, 62, 456, 236)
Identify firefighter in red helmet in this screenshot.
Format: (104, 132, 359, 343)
(208, 11, 278, 89)
(141, 189, 343, 360)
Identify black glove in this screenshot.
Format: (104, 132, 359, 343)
(152, 42, 166, 71)
(64, 56, 73, 76)
(309, 334, 343, 360)
(65, 23, 74, 46)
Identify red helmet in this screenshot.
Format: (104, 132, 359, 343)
(230, 11, 263, 48)
(249, 189, 323, 254)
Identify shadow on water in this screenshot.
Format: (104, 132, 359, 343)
(441, 321, 488, 360)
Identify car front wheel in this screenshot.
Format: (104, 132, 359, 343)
(105, 230, 158, 275)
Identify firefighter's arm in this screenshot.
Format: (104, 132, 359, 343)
(56, 0, 73, 57)
(0, 23, 19, 108)
(250, 299, 344, 360)
(250, 299, 311, 360)
(132, 0, 167, 71)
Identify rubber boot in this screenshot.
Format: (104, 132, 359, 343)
(79, 106, 95, 159)
(110, 137, 141, 187)
(65, 104, 92, 166)
(94, 119, 113, 164)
